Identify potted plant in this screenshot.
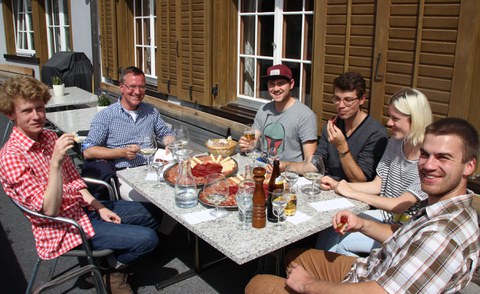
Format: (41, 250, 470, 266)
(51, 76, 64, 97)
(97, 92, 111, 111)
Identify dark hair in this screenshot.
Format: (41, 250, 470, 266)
(425, 118, 479, 163)
(119, 66, 145, 84)
(333, 72, 366, 98)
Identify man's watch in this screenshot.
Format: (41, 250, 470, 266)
(338, 149, 350, 158)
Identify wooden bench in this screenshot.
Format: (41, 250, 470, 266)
(0, 64, 35, 80)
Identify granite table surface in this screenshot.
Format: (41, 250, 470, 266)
(46, 107, 98, 134)
(117, 153, 369, 265)
(47, 86, 98, 109)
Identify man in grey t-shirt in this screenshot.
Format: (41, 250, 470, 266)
(238, 64, 317, 162)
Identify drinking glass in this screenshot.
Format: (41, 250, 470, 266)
(282, 167, 299, 191)
(138, 134, 157, 170)
(174, 124, 190, 149)
(204, 173, 229, 222)
(245, 137, 263, 163)
(300, 156, 325, 196)
(236, 192, 253, 230)
(271, 192, 289, 230)
(151, 161, 165, 187)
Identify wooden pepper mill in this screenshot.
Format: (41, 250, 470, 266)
(252, 166, 266, 228)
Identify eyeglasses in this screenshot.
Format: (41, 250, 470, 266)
(331, 95, 358, 107)
(122, 84, 146, 91)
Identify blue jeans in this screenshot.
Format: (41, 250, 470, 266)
(315, 210, 385, 257)
(85, 201, 160, 265)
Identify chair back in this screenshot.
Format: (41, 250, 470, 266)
(0, 113, 13, 149)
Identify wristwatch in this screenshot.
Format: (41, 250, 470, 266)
(338, 149, 350, 158)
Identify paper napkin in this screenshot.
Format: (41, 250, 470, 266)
(154, 148, 174, 162)
(309, 198, 355, 212)
(286, 211, 312, 225)
(183, 209, 216, 225)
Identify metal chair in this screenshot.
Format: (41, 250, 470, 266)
(0, 114, 13, 149)
(11, 177, 117, 294)
(11, 198, 111, 294)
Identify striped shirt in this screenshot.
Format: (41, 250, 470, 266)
(376, 138, 428, 223)
(82, 99, 175, 169)
(344, 193, 480, 293)
(0, 128, 94, 260)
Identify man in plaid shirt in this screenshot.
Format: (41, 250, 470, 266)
(0, 76, 160, 294)
(246, 117, 479, 293)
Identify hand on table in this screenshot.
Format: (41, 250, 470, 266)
(320, 175, 338, 190)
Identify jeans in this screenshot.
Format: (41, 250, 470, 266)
(315, 209, 386, 257)
(85, 200, 160, 265)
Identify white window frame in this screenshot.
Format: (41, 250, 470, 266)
(133, 0, 157, 80)
(45, 0, 70, 57)
(237, 0, 313, 105)
(13, 0, 35, 56)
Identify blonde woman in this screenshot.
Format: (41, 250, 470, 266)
(317, 88, 433, 256)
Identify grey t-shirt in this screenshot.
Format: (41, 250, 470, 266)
(314, 115, 388, 181)
(253, 99, 317, 162)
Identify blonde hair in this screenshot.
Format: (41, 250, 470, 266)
(0, 76, 51, 115)
(389, 88, 432, 147)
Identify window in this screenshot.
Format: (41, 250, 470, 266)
(45, 0, 71, 57)
(238, 0, 314, 104)
(13, 0, 35, 56)
(134, 0, 157, 79)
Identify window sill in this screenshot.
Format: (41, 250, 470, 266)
(4, 54, 40, 65)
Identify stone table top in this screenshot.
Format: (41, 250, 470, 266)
(117, 153, 369, 265)
(46, 107, 98, 134)
(47, 86, 98, 109)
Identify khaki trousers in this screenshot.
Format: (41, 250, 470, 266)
(245, 249, 356, 294)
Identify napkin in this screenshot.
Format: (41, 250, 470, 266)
(296, 177, 311, 187)
(183, 209, 216, 225)
(145, 172, 157, 181)
(154, 148, 174, 162)
(309, 198, 355, 212)
(286, 211, 312, 225)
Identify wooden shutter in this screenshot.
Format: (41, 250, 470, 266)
(157, 0, 212, 106)
(312, 0, 377, 128)
(99, 0, 119, 80)
(370, 0, 472, 125)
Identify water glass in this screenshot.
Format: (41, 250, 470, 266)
(236, 193, 253, 230)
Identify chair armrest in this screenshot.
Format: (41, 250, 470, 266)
(83, 177, 118, 201)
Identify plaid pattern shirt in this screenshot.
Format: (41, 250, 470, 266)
(0, 128, 94, 260)
(82, 99, 175, 169)
(344, 193, 479, 293)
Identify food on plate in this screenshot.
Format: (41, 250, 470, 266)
(164, 154, 237, 186)
(198, 175, 243, 207)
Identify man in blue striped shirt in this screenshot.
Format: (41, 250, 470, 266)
(82, 66, 175, 170)
(81, 67, 175, 199)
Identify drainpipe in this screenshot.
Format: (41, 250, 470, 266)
(90, 0, 101, 93)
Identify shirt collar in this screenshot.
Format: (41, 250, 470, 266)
(413, 192, 474, 220)
(10, 127, 50, 151)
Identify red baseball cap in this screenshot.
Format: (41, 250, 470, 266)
(262, 64, 293, 81)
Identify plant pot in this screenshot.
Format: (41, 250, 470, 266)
(97, 106, 108, 112)
(52, 84, 65, 97)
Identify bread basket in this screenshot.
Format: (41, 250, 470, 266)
(205, 138, 237, 156)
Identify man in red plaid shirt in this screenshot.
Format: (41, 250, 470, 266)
(0, 76, 160, 294)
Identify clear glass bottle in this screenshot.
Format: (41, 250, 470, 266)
(174, 149, 198, 208)
(237, 164, 254, 224)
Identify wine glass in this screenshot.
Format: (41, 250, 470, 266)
(151, 161, 165, 187)
(174, 124, 190, 149)
(271, 192, 290, 230)
(138, 134, 157, 170)
(282, 167, 299, 192)
(300, 155, 325, 196)
(204, 173, 229, 222)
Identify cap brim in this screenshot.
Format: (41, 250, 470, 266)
(261, 75, 292, 81)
